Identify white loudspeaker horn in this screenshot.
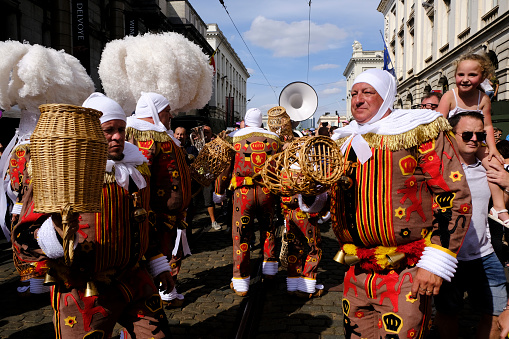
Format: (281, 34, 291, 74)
(279, 82, 318, 122)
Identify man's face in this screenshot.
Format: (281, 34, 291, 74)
(174, 127, 187, 143)
(421, 96, 440, 110)
(158, 105, 172, 130)
(101, 119, 126, 160)
(350, 82, 384, 124)
(454, 116, 485, 158)
(203, 126, 212, 142)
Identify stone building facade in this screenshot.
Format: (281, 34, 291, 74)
(377, 0, 509, 129)
(342, 41, 384, 118)
(0, 0, 248, 132)
(206, 23, 249, 131)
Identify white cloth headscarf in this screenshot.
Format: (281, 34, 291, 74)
(332, 69, 397, 163)
(127, 92, 170, 133)
(82, 92, 126, 124)
(81, 93, 146, 190)
(244, 108, 262, 128)
(105, 142, 148, 191)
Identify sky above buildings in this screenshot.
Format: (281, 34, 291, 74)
(190, 0, 384, 124)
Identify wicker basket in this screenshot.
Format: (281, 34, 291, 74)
(190, 137, 235, 186)
(31, 104, 108, 213)
(267, 106, 294, 142)
(257, 136, 344, 195)
(299, 136, 344, 185)
(31, 104, 108, 265)
(256, 152, 296, 196)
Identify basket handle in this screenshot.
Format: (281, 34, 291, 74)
(61, 204, 78, 266)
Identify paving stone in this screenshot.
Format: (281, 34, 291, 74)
(1, 205, 486, 339)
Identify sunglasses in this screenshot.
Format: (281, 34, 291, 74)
(456, 131, 486, 142)
(421, 103, 439, 109)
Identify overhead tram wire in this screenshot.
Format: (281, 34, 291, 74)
(307, 0, 312, 83)
(219, 0, 278, 102)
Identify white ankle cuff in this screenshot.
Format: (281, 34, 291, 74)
(262, 261, 278, 276)
(298, 277, 316, 293)
(231, 277, 250, 292)
(286, 277, 299, 292)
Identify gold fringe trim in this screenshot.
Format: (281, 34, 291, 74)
(136, 162, 150, 176)
(126, 127, 172, 142)
(232, 132, 281, 144)
(103, 163, 151, 184)
(27, 160, 32, 177)
(335, 116, 451, 151)
(12, 144, 30, 153)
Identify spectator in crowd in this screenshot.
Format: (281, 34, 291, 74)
(175, 126, 199, 159)
(420, 91, 442, 110)
(489, 140, 509, 266)
(202, 125, 221, 230)
(434, 111, 507, 339)
(494, 127, 503, 144)
(317, 126, 329, 136)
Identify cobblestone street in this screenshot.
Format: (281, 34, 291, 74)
(0, 208, 496, 339)
(0, 208, 347, 339)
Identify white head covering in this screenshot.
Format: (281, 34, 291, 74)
(134, 92, 170, 128)
(82, 92, 126, 124)
(332, 69, 396, 164)
(126, 92, 170, 133)
(352, 69, 396, 124)
(245, 108, 262, 127)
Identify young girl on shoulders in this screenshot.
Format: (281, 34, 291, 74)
(437, 53, 508, 225)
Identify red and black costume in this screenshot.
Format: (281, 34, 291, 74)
(215, 126, 281, 293)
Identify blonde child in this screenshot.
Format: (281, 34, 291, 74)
(437, 53, 508, 225)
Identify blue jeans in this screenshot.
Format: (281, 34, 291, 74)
(434, 252, 507, 316)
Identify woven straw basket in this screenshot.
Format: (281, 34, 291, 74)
(258, 136, 344, 195)
(31, 104, 107, 265)
(31, 104, 108, 214)
(267, 106, 294, 142)
(190, 137, 235, 187)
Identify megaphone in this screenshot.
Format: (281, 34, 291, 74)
(279, 82, 318, 122)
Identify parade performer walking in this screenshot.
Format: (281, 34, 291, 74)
(280, 192, 328, 298)
(11, 93, 172, 338)
(330, 69, 471, 338)
(126, 92, 191, 306)
(214, 108, 281, 296)
(0, 41, 95, 297)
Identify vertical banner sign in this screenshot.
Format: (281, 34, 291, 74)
(225, 96, 231, 126)
(229, 97, 235, 127)
(72, 0, 90, 73)
(124, 12, 138, 36)
(226, 96, 234, 127)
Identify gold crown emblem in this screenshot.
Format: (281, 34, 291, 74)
(434, 192, 456, 209)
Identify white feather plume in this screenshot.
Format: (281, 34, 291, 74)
(0, 40, 30, 110)
(0, 42, 94, 112)
(99, 32, 213, 114)
(97, 38, 130, 112)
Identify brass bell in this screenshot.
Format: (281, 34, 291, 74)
(44, 272, 58, 286)
(344, 254, 361, 266)
(333, 249, 346, 264)
(132, 208, 147, 222)
(85, 281, 99, 297)
(338, 176, 353, 190)
(386, 252, 405, 265)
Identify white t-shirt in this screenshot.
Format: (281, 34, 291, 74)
(480, 78, 494, 92)
(457, 159, 494, 261)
